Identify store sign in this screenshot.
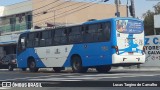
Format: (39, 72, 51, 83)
(0, 34, 20, 44)
(143, 35, 160, 66)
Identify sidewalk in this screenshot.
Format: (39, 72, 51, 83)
(1, 66, 160, 72)
(112, 66, 160, 71)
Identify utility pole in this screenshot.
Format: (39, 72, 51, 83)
(127, 0, 129, 17)
(130, 0, 135, 18)
(54, 10, 55, 27)
(115, 0, 120, 17)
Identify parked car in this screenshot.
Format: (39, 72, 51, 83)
(0, 54, 17, 71)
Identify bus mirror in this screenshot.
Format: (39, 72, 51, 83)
(21, 39, 25, 43)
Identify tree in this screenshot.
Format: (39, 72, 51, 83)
(143, 10, 155, 35)
(143, 2, 160, 35)
(153, 2, 160, 14)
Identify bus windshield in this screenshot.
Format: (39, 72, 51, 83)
(116, 19, 144, 34)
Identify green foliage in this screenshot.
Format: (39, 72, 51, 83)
(154, 2, 160, 14)
(143, 2, 160, 35)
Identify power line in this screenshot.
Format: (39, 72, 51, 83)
(33, 0, 84, 17)
(0, 0, 61, 14)
(34, 0, 99, 24)
(34, 1, 91, 23)
(0, 0, 106, 26)
(32, 0, 61, 11)
(56, 2, 99, 19)
(42, 0, 71, 12)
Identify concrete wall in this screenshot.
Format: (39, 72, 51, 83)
(0, 6, 5, 17)
(0, 1, 32, 17)
(143, 35, 160, 66)
(154, 15, 160, 28)
(32, 0, 127, 27)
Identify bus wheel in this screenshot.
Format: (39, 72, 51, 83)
(71, 56, 88, 73)
(22, 68, 26, 71)
(29, 60, 38, 72)
(96, 66, 111, 73)
(53, 67, 61, 73)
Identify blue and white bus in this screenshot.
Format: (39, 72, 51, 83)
(17, 17, 145, 73)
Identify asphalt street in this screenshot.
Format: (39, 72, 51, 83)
(0, 68, 160, 90)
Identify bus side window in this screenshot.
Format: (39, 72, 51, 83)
(76, 26, 82, 43)
(61, 29, 67, 44)
(54, 29, 67, 45)
(34, 33, 39, 47)
(27, 33, 34, 47)
(83, 24, 97, 42)
(39, 32, 45, 47)
(68, 26, 81, 44)
(89, 24, 98, 42)
(81, 26, 85, 42)
(54, 29, 61, 45)
(40, 31, 52, 47)
(104, 22, 111, 41)
(98, 23, 104, 41)
(68, 28, 73, 43)
(45, 30, 52, 46)
(83, 25, 92, 42)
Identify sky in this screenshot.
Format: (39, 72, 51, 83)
(0, 0, 159, 19)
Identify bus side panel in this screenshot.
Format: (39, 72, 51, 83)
(17, 51, 28, 68)
(63, 42, 112, 67)
(27, 48, 46, 67)
(34, 45, 74, 68)
(17, 48, 46, 68)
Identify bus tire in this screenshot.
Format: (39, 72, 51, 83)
(28, 60, 38, 72)
(53, 67, 61, 73)
(22, 68, 26, 71)
(71, 56, 88, 73)
(96, 66, 111, 73)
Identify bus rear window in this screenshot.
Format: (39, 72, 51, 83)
(116, 19, 144, 34)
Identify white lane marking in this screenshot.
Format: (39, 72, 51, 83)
(30, 78, 82, 81)
(82, 73, 160, 77)
(3, 73, 129, 81)
(29, 77, 93, 81)
(3, 74, 62, 81)
(94, 74, 159, 80)
(2, 73, 160, 81)
(60, 80, 82, 81)
(29, 74, 160, 81)
(0, 87, 11, 89)
(0, 73, 92, 81)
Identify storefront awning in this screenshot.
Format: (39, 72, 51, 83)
(0, 41, 17, 46)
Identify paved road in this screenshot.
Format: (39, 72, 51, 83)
(0, 68, 160, 81)
(0, 68, 160, 90)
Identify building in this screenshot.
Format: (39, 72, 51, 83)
(0, 0, 127, 58)
(32, 0, 127, 27)
(154, 14, 160, 35)
(0, 1, 32, 58)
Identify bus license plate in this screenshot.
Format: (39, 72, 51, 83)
(128, 52, 133, 55)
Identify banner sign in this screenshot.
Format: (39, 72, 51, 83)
(144, 35, 160, 66)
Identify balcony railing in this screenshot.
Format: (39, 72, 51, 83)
(0, 21, 32, 34)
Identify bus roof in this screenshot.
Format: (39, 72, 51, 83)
(20, 17, 142, 34)
(83, 17, 142, 25)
